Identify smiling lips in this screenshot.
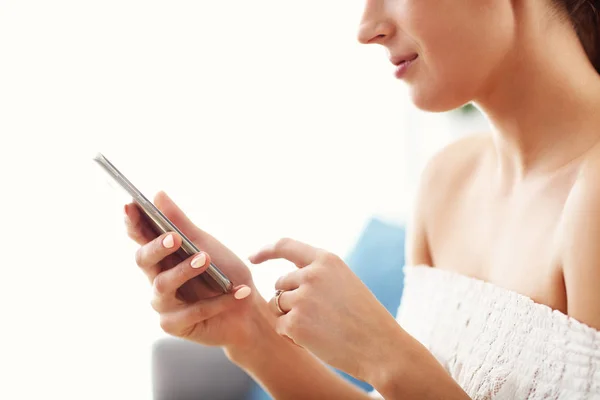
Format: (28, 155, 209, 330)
(390, 53, 419, 79)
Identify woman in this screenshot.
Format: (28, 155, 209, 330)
(124, 0, 600, 398)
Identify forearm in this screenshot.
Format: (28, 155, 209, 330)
(226, 303, 370, 400)
(365, 325, 470, 400)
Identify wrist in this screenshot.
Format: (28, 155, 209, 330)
(224, 295, 281, 366)
(360, 322, 411, 390)
(365, 328, 468, 400)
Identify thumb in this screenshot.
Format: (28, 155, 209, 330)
(154, 191, 202, 239)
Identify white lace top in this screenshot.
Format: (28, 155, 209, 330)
(370, 265, 600, 399)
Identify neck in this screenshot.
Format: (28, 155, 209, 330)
(474, 3, 600, 180)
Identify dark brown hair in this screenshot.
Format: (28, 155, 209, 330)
(559, 0, 600, 73)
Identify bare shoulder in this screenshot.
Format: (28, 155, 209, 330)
(406, 133, 491, 266)
(418, 133, 491, 197)
(563, 143, 600, 225)
(560, 143, 600, 329)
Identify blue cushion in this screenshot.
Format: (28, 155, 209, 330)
(246, 217, 406, 399)
(245, 381, 273, 400)
(345, 217, 406, 315)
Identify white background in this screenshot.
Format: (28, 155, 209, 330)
(0, 1, 488, 398)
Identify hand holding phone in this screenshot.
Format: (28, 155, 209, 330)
(95, 154, 263, 349)
(123, 191, 263, 348)
(94, 153, 233, 294)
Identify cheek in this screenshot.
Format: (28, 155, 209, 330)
(409, 43, 490, 112)
(405, 2, 514, 111)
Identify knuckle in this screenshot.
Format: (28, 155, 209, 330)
(292, 294, 307, 312)
(152, 274, 169, 296)
(124, 214, 136, 232)
(275, 274, 290, 289)
(150, 296, 166, 314)
(301, 269, 318, 284)
(320, 252, 339, 264)
(293, 289, 314, 312)
(318, 252, 341, 267)
(285, 314, 301, 336)
(275, 237, 292, 250)
(125, 225, 136, 241)
(274, 276, 284, 289)
(174, 261, 190, 282)
(150, 296, 161, 312)
(134, 247, 146, 268)
(159, 316, 175, 335)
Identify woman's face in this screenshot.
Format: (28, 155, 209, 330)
(358, 0, 517, 112)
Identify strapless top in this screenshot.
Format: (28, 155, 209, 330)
(370, 265, 600, 399)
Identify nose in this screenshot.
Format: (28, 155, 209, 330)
(357, 21, 395, 44)
(357, 1, 395, 44)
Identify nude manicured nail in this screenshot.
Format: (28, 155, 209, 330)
(234, 286, 252, 300)
(162, 234, 174, 249)
(191, 253, 206, 269)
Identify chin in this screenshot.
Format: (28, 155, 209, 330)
(408, 81, 476, 113)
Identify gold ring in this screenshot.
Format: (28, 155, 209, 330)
(274, 289, 286, 315)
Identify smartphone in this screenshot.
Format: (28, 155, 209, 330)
(93, 153, 233, 294)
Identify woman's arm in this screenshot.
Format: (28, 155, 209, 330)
(227, 295, 469, 400)
(124, 193, 369, 399)
(226, 303, 371, 400)
(237, 143, 478, 399)
(364, 326, 469, 399)
(561, 158, 600, 330)
(245, 240, 471, 400)
(358, 145, 469, 399)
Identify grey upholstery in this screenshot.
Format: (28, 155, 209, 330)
(152, 337, 253, 400)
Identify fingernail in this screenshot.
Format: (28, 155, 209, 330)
(191, 253, 206, 269)
(234, 286, 252, 300)
(162, 234, 174, 249)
